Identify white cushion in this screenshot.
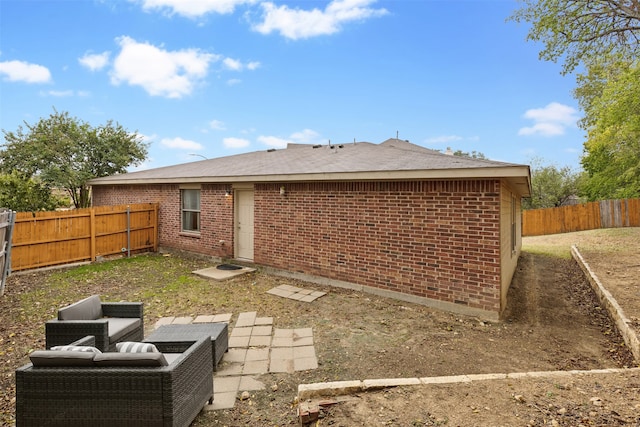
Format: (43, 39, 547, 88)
(116, 341, 159, 353)
(50, 345, 102, 353)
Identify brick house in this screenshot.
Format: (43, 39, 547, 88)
(90, 139, 531, 320)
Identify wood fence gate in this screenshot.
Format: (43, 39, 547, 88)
(0, 209, 16, 295)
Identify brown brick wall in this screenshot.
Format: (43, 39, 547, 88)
(254, 180, 502, 312)
(92, 184, 234, 257)
(93, 179, 502, 312)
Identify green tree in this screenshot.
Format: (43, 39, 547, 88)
(524, 158, 584, 209)
(0, 171, 61, 212)
(1, 110, 148, 208)
(511, 1, 639, 200)
(578, 61, 640, 200)
(510, 0, 640, 74)
(452, 149, 487, 159)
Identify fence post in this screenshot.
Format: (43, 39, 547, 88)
(90, 208, 96, 262)
(126, 205, 131, 257)
(153, 203, 159, 252)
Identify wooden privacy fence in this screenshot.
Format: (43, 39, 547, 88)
(523, 198, 640, 237)
(11, 203, 158, 272)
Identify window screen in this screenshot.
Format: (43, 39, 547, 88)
(181, 189, 200, 232)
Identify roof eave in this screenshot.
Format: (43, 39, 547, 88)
(90, 166, 531, 196)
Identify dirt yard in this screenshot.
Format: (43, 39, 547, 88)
(1, 228, 638, 426)
(320, 228, 640, 427)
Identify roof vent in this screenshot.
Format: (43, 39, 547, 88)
(267, 148, 276, 152)
(312, 144, 322, 148)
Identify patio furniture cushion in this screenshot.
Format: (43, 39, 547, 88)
(108, 317, 143, 343)
(58, 295, 103, 320)
(116, 341, 159, 353)
(29, 350, 95, 367)
(93, 352, 168, 367)
(50, 345, 102, 353)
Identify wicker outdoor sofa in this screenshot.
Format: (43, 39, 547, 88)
(15, 335, 214, 427)
(45, 295, 144, 351)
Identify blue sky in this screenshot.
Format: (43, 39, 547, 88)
(1, 0, 584, 171)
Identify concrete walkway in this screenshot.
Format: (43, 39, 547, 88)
(153, 310, 319, 411)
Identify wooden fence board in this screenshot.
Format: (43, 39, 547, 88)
(11, 203, 158, 271)
(523, 198, 640, 236)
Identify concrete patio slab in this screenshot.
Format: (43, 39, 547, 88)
(235, 311, 257, 327)
(172, 316, 193, 324)
(269, 358, 294, 373)
(266, 284, 327, 303)
(249, 335, 272, 347)
(153, 311, 318, 412)
(239, 376, 266, 391)
(246, 348, 269, 361)
(228, 336, 250, 348)
(215, 376, 241, 393)
(223, 348, 247, 363)
(206, 391, 237, 410)
(212, 313, 233, 323)
(255, 316, 273, 325)
(243, 360, 269, 375)
(193, 265, 256, 281)
(230, 327, 253, 337)
(294, 357, 318, 371)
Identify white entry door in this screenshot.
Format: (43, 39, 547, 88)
(235, 189, 254, 261)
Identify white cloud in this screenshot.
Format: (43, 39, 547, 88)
(518, 122, 566, 137)
(160, 137, 204, 150)
(258, 128, 322, 148)
(253, 0, 388, 40)
(40, 90, 74, 97)
(39, 89, 91, 97)
(79, 51, 110, 71)
(227, 78, 242, 86)
(290, 129, 320, 143)
(518, 102, 579, 137)
(223, 137, 250, 148)
(0, 60, 51, 83)
(134, 0, 255, 18)
(137, 132, 158, 144)
(110, 36, 219, 98)
(209, 119, 226, 130)
(257, 135, 291, 148)
(223, 57, 260, 71)
(223, 57, 243, 71)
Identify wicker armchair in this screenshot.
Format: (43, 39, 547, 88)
(16, 336, 214, 427)
(45, 295, 144, 351)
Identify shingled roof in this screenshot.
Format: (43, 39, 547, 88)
(89, 139, 531, 196)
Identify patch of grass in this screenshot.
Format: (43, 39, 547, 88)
(523, 227, 640, 258)
(522, 244, 573, 259)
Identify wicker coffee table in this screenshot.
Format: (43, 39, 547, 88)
(145, 323, 228, 370)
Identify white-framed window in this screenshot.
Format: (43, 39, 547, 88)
(181, 189, 200, 233)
